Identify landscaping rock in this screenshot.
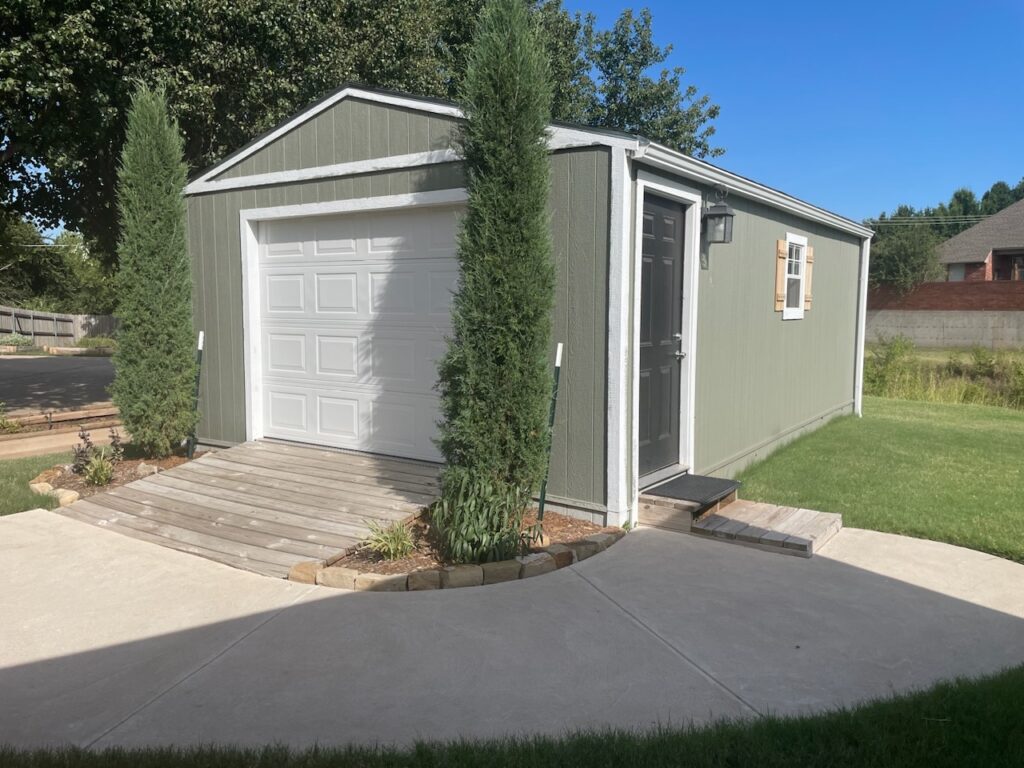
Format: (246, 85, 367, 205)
(566, 540, 600, 561)
(585, 533, 617, 552)
(440, 564, 483, 589)
(288, 560, 323, 584)
(30, 467, 63, 485)
(29, 482, 53, 495)
(316, 566, 359, 589)
(482, 559, 521, 584)
(517, 552, 556, 579)
(545, 543, 575, 568)
(354, 572, 409, 592)
(135, 463, 159, 477)
(607, 528, 627, 543)
(53, 489, 79, 507)
(407, 570, 442, 590)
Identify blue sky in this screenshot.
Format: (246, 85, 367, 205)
(563, 0, 1024, 221)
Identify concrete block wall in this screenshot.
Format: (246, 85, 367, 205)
(866, 309, 1024, 348)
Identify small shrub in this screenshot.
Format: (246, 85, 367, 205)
(0, 332, 32, 347)
(108, 428, 125, 463)
(363, 520, 415, 561)
(77, 336, 117, 349)
(970, 346, 997, 379)
(944, 352, 966, 377)
(71, 427, 95, 474)
(431, 468, 531, 564)
(1007, 363, 1024, 409)
(84, 449, 116, 486)
(864, 335, 917, 396)
(0, 401, 21, 434)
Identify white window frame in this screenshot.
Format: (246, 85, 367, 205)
(783, 232, 808, 321)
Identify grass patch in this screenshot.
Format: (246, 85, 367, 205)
(865, 337, 1024, 408)
(2, 666, 1022, 766)
(0, 452, 71, 516)
(738, 396, 1024, 562)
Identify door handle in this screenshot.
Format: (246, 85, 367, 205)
(674, 350, 687, 360)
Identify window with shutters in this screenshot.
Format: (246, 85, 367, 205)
(775, 232, 813, 320)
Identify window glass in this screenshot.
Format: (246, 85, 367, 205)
(786, 242, 803, 309)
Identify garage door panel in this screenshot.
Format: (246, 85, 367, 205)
(258, 205, 458, 461)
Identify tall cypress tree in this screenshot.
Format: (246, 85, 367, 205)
(436, 0, 555, 508)
(111, 84, 197, 458)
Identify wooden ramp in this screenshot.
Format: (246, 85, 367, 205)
(57, 440, 440, 578)
(640, 487, 842, 558)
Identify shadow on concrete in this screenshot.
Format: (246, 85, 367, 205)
(0, 356, 114, 412)
(1, 528, 1022, 750)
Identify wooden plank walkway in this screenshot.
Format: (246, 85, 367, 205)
(57, 440, 440, 578)
(690, 500, 842, 557)
(639, 491, 842, 558)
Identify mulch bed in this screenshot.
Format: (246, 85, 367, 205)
(332, 508, 623, 575)
(36, 454, 198, 500)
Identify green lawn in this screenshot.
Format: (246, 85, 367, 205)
(738, 396, 1024, 562)
(2, 666, 1022, 766)
(0, 452, 69, 516)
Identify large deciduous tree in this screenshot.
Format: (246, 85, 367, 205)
(110, 84, 196, 458)
(869, 225, 942, 294)
(433, 0, 554, 563)
(2, 0, 722, 267)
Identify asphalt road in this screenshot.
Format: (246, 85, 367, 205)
(0, 355, 114, 413)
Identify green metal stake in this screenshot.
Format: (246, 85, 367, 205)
(186, 330, 204, 459)
(537, 342, 563, 522)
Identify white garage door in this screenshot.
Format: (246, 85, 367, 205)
(257, 206, 461, 462)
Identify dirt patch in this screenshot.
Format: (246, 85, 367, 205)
(332, 508, 623, 575)
(33, 453, 200, 500)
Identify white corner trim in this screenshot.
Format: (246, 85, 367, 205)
(636, 144, 874, 240)
(237, 188, 468, 442)
(854, 236, 871, 416)
(189, 86, 640, 191)
(630, 169, 702, 523)
(186, 149, 459, 195)
(781, 232, 807, 321)
(605, 147, 631, 520)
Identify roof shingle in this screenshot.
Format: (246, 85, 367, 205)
(937, 198, 1024, 264)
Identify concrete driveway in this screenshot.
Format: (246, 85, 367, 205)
(2, 510, 1023, 749)
(0, 355, 114, 413)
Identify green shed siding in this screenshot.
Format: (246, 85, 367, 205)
(186, 97, 611, 510)
(692, 194, 861, 477)
(213, 100, 458, 180)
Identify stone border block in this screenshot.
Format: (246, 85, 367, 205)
(545, 543, 575, 568)
(517, 552, 556, 579)
(355, 572, 409, 592)
(440, 564, 483, 589)
(407, 570, 442, 590)
(288, 560, 323, 584)
(316, 566, 359, 589)
(482, 559, 521, 584)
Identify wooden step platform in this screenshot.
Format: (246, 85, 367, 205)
(56, 439, 440, 579)
(691, 500, 842, 557)
(639, 483, 842, 558)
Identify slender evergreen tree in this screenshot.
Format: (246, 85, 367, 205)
(433, 0, 555, 561)
(111, 84, 197, 458)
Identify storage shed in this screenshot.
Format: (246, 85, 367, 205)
(184, 85, 873, 526)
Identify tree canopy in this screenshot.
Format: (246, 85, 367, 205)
(1, 0, 722, 267)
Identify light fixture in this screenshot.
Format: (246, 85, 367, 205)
(703, 185, 735, 244)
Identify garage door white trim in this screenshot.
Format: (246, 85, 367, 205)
(238, 189, 468, 452)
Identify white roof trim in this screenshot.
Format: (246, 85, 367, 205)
(636, 143, 873, 239)
(187, 85, 870, 238)
(188, 86, 639, 189)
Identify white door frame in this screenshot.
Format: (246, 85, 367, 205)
(630, 170, 702, 520)
(237, 188, 469, 443)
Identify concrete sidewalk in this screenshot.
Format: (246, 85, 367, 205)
(2, 510, 1022, 749)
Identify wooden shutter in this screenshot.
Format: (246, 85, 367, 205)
(803, 245, 814, 310)
(774, 240, 787, 311)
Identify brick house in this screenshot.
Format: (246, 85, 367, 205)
(939, 198, 1024, 281)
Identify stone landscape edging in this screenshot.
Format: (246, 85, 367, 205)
(289, 529, 627, 590)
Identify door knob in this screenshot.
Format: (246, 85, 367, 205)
(674, 351, 687, 360)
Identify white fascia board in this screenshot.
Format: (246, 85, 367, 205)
(188, 86, 640, 193)
(186, 149, 459, 195)
(637, 144, 874, 240)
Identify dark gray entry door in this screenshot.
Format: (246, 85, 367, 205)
(638, 193, 684, 477)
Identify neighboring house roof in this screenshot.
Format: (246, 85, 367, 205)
(186, 83, 873, 239)
(937, 197, 1024, 264)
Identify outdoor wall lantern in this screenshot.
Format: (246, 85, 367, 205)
(702, 185, 735, 244)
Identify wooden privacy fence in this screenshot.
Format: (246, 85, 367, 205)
(0, 305, 118, 347)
